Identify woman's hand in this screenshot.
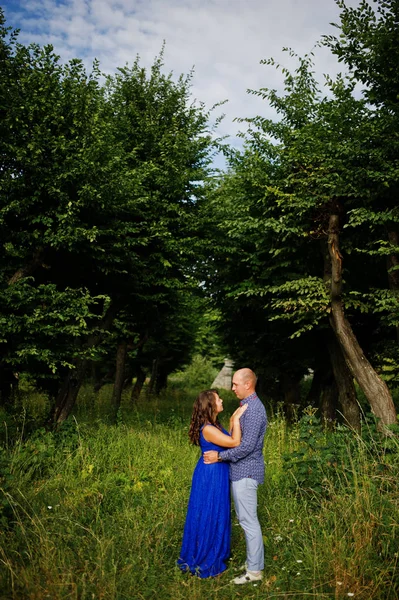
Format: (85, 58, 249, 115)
(229, 403, 247, 440)
(229, 404, 247, 430)
(231, 403, 248, 419)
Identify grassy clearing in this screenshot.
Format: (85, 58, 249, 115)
(1, 385, 398, 599)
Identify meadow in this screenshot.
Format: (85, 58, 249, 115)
(1, 382, 398, 599)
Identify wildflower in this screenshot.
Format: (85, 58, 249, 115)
(296, 572, 301, 576)
(337, 582, 343, 586)
(289, 519, 294, 523)
(347, 594, 354, 597)
(274, 535, 283, 542)
(47, 506, 52, 510)
(296, 560, 303, 563)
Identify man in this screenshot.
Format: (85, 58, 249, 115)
(204, 367, 267, 585)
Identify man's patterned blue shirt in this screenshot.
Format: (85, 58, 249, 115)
(219, 392, 267, 484)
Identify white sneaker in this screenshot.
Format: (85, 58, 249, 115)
(231, 570, 263, 584)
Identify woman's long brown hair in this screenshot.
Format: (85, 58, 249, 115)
(188, 389, 221, 446)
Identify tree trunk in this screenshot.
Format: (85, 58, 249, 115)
(148, 358, 170, 396)
(147, 358, 159, 396)
(111, 340, 128, 418)
(327, 332, 361, 432)
(327, 212, 397, 428)
(322, 236, 361, 431)
(386, 229, 399, 343)
(319, 368, 338, 431)
(8, 248, 44, 285)
(306, 368, 323, 407)
(131, 366, 146, 402)
(92, 363, 105, 392)
(48, 303, 117, 427)
(307, 343, 338, 428)
(155, 367, 168, 395)
(51, 360, 87, 426)
(282, 376, 301, 423)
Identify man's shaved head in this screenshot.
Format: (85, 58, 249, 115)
(232, 368, 257, 399)
(235, 368, 257, 387)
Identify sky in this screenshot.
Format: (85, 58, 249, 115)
(2, 0, 361, 164)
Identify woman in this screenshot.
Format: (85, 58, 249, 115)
(177, 389, 247, 578)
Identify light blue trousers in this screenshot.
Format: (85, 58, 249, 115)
(231, 478, 264, 572)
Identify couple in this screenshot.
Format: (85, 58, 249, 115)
(177, 368, 268, 584)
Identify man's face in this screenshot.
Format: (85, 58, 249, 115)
(231, 374, 248, 400)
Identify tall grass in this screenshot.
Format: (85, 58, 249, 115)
(0, 385, 398, 599)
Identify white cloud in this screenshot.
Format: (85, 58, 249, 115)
(3, 0, 362, 160)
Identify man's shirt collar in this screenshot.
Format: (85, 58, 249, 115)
(240, 392, 257, 406)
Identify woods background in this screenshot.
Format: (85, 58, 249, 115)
(1, 1, 399, 598)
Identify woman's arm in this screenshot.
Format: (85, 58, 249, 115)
(202, 405, 247, 447)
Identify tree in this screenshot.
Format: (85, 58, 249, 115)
(0, 14, 218, 425)
(0, 20, 112, 409)
(324, 0, 399, 345)
(208, 46, 398, 429)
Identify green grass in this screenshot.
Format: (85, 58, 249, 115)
(1, 385, 398, 599)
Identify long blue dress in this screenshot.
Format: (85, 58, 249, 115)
(177, 425, 231, 578)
